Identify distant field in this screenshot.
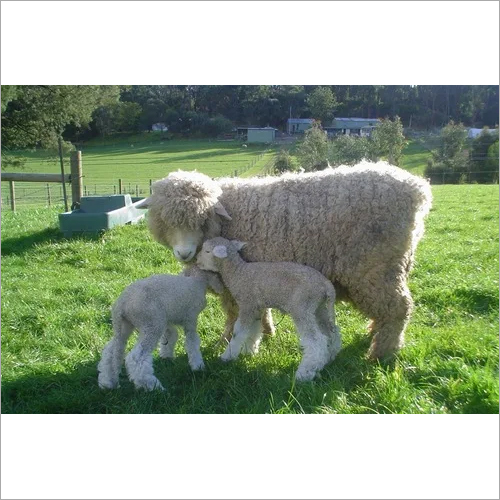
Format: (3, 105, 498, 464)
(1, 138, 276, 206)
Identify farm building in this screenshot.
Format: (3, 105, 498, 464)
(287, 118, 314, 134)
(324, 118, 381, 137)
(152, 122, 168, 132)
(246, 127, 276, 143)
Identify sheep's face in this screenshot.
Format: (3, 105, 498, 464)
(196, 238, 246, 271)
(167, 227, 204, 262)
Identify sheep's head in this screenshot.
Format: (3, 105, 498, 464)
(137, 171, 232, 262)
(196, 237, 246, 272)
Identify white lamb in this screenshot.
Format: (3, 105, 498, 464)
(196, 237, 341, 382)
(97, 266, 223, 391)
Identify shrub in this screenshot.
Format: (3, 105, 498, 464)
(273, 149, 296, 174)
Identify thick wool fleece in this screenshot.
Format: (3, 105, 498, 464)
(144, 161, 432, 358)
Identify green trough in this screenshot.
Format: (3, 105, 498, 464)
(59, 194, 146, 237)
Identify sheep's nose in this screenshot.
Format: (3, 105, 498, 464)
(176, 250, 194, 261)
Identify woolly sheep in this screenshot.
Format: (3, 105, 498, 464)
(137, 161, 432, 359)
(197, 237, 341, 381)
(97, 266, 223, 391)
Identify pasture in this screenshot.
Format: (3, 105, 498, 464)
(1, 184, 498, 414)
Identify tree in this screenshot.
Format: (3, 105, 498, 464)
(328, 135, 376, 167)
(1, 85, 120, 152)
(306, 87, 337, 125)
(470, 127, 499, 182)
(296, 122, 328, 171)
(424, 121, 469, 183)
(371, 116, 406, 165)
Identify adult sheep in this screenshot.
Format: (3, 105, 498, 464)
(137, 161, 432, 359)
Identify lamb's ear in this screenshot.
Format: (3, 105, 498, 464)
(230, 240, 247, 252)
(136, 197, 152, 209)
(212, 245, 228, 259)
(214, 202, 232, 221)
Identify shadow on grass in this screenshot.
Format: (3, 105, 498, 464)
(1, 336, 377, 414)
(1, 227, 63, 257)
(1, 228, 103, 257)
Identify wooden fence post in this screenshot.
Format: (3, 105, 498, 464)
(47, 183, 51, 207)
(118, 179, 123, 194)
(70, 151, 83, 207)
(149, 179, 153, 194)
(9, 180, 15, 211)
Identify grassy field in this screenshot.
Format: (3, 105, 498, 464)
(1, 183, 498, 413)
(1, 137, 276, 206)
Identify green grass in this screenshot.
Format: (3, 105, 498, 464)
(401, 139, 432, 175)
(1, 184, 498, 413)
(1, 138, 276, 206)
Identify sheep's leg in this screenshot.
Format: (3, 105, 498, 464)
(220, 289, 239, 344)
(293, 311, 330, 382)
(220, 313, 260, 362)
(98, 316, 134, 390)
(182, 317, 205, 371)
(350, 272, 413, 360)
(315, 302, 341, 362)
(159, 325, 179, 359)
(261, 308, 275, 337)
(125, 327, 165, 391)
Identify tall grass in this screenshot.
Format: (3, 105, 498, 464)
(1, 184, 498, 413)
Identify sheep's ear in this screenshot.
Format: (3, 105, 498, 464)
(230, 240, 247, 252)
(136, 197, 152, 209)
(212, 245, 228, 259)
(214, 202, 232, 221)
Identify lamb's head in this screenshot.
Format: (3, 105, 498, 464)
(196, 237, 246, 272)
(137, 171, 232, 262)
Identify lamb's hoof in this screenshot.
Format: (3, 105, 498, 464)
(295, 368, 317, 382)
(240, 343, 260, 355)
(98, 377, 119, 390)
(220, 349, 238, 362)
(135, 377, 165, 392)
(159, 351, 175, 360)
(190, 360, 205, 371)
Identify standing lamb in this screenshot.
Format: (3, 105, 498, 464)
(196, 237, 341, 381)
(137, 161, 432, 359)
(98, 266, 223, 391)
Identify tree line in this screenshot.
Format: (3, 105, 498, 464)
(2, 86, 499, 153)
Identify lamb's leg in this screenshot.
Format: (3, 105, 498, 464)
(220, 290, 274, 343)
(315, 301, 341, 362)
(159, 325, 179, 359)
(293, 311, 330, 382)
(350, 271, 413, 360)
(125, 326, 165, 391)
(182, 317, 205, 371)
(98, 316, 134, 389)
(220, 313, 261, 362)
(262, 308, 275, 337)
